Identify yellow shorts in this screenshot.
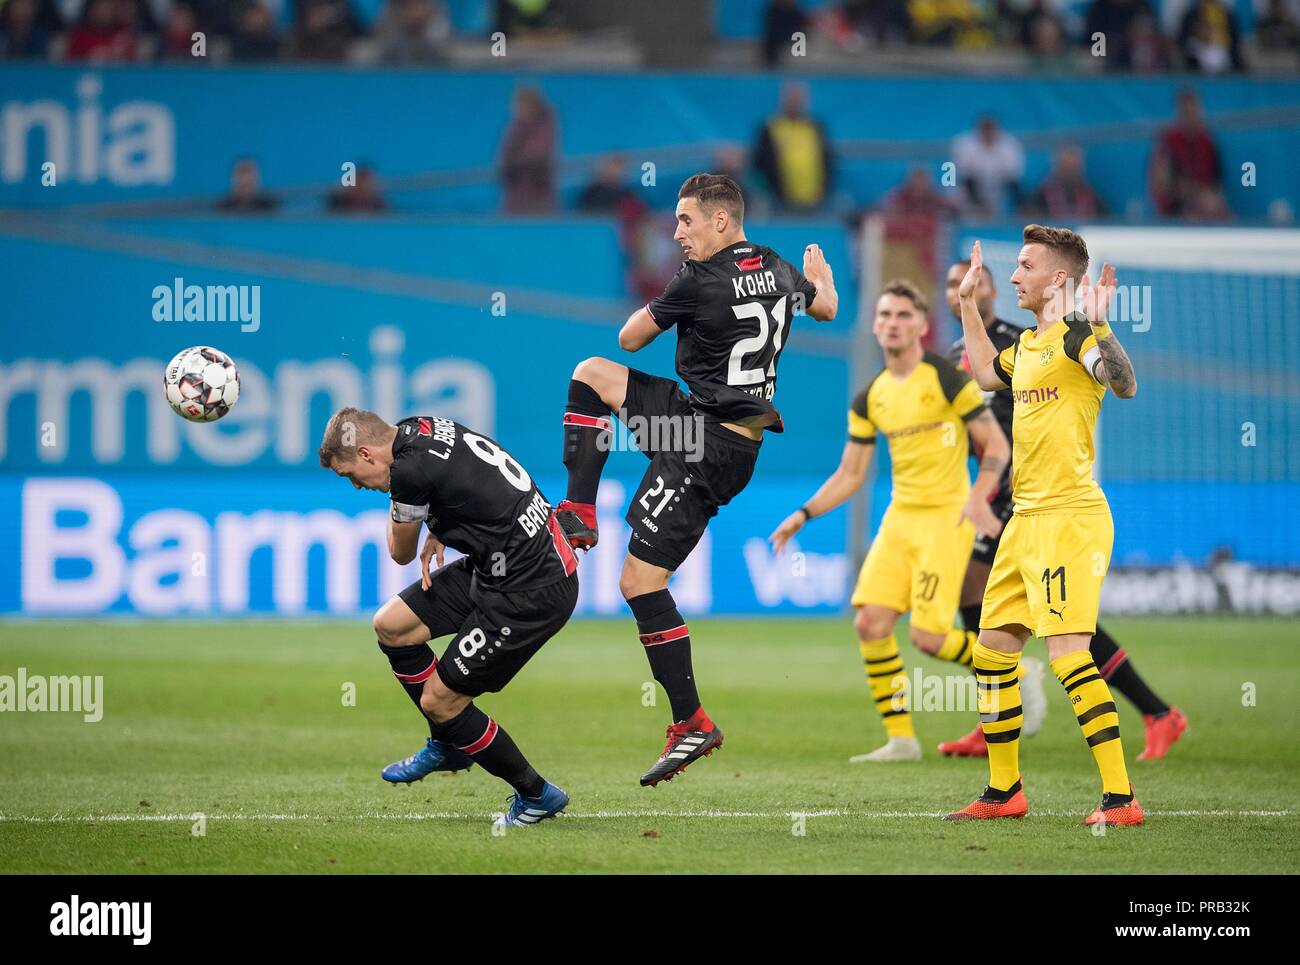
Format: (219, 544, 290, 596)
(850, 502, 975, 635)
(981, 510, 1114, 638)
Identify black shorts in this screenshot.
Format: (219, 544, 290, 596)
(621, 368, 761, 571)
(970, 489, 1016, 566)
(398, 557, 578, 697)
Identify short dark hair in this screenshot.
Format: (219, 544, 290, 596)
(679, 173, 744, 225)
(880, 277, 929, 315)
(1023, 223, 1089, 283)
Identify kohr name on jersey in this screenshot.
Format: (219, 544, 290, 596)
(731, 270, 779, 299)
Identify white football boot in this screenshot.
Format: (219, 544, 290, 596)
(850, 736, 922, 763)
(1019, 656, 1048, 737)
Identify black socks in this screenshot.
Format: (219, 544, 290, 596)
(434, 703, 545, 798)
(563, 379, 612, 504)
(628, 588, 701, 723)
(378, 641, 439, 740)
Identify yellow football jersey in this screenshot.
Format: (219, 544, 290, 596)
(848, 352, 987, 508)
(992, 313, 1108, 515)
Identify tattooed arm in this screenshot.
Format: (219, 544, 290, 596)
(1090, 330, 1138, 399)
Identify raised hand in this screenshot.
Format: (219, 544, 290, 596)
(1078, 262, 1116, 324)
(803, 243, 831, 283)
(958, 241, 983, 301)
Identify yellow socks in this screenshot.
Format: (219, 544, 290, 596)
(973, 643, 1022, 791)
(935, 628, 977, 667)
(860, 636, 914, 739)
(1052, 650, 1131, 795)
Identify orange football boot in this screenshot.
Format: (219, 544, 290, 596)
(1137, 707, 1188, 761)
(938, 724, 988, 757)
(1084, 787, 1145, 827)
(943, 780, 1029, 821)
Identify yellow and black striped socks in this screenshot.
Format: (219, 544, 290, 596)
(973, 643, 1023, 791)
(1052, 650, 1131, 795)
(860, 636, 914, 738)
(935, 628, 977, 667)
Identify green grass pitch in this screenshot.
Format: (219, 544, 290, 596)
(1, 617, 1296, 873)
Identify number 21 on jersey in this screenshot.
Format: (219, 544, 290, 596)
(728, 296, 788, 397)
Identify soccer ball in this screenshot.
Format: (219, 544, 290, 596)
(163, 346, 241, 423)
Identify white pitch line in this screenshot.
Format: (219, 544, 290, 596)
(0, 809, 1292, 823)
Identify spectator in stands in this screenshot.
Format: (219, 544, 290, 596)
(290, 0, 362, 62)
(1023, 145, 1109, 220)
(576, 155, 646, 218)
(1083, 0, 1155, 69)
(158, 2, 200, 60)
(494, 0, 559, 34)
(500, 85, 557, 214)
(375, 0, 450, 65)
(753, 82, 834, 213)
(909, 0, 994, 48)
(1126, 7, 1174, 72)
(1257, 0, 1300, 57)
(0, 0, 63, 58)
(761, 0, 808, 67)
(838, 0, 911, 46)
(328, 163, 389, 213)
(231, 2, 281, 61)
(880, 165, 959, 221)
(1178, 0, 1244, 73)
(65, 0, 139, 61)
(218, 158, 279, 213)
(1149, 89, 1227, 219)
(950, 115, 1023, 219)
(1025, 3, 1069, 68)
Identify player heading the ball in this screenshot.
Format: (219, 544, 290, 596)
(319, 407, 578, 829)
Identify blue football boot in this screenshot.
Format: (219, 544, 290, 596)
(381, 738, 473, 784)
(493, 781, 570, 828)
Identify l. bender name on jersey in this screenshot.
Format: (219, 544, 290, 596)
(418, 416, 458, 458)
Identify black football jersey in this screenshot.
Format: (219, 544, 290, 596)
(646, 241, 819, 432)
(947, 317, 1024, 495)
(387, 417, 576, 592)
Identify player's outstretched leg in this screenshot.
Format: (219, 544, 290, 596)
(849, 607, 920, 762)
(945, 637, 1030, 820)
(422, 679, 568, 827)
(373, 607, 473, 783)
(1050, 642, 1144, 826)
(1090, 624, 1187, 761)
(625, 573, 722, 786)
(557, 358, 628, 551)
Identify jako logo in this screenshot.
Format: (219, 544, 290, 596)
(49, 895, 151, 945)
(1, 74, 174, 186)
(153, 277, 261, 333)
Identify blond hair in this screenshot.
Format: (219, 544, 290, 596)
(318, 407, 392, 468)
(1023, 223, 1090, 283)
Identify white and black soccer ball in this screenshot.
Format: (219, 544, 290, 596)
(163, 346, 241, 423)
